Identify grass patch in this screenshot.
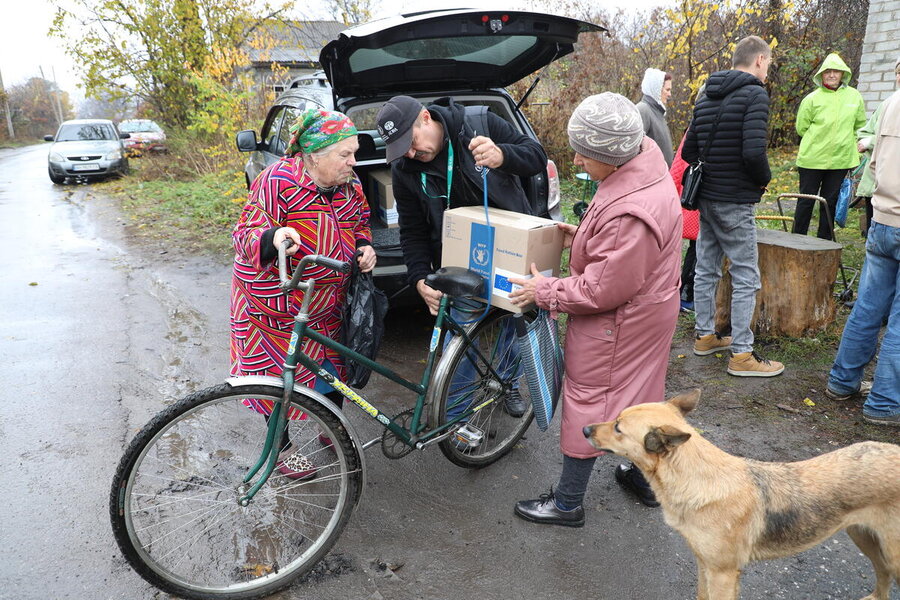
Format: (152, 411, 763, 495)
(0, 138, 37, 150)
(99, 161, 246, 255)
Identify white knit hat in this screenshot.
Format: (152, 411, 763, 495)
(567, 92, 643, 166)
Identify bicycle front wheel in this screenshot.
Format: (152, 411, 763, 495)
(432, 308, 535, 468)
(110, 383, 362, 600)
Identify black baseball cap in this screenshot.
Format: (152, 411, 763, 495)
(376, 95, 424, 163)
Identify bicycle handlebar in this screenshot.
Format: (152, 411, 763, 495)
(277, 239, 352, 291)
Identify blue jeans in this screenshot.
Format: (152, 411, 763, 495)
(828, 221, 900, 417)
(694, 200, 760, 353)
(444, 299, 520, 419)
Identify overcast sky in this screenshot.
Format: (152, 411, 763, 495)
(0, 0, 669, 100)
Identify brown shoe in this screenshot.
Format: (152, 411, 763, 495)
(693, 333, 733, 356)
(727, 351, 784, 377)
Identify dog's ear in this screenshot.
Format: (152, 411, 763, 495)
(667, 389, 701, 416)
(644, 425, 691, 454)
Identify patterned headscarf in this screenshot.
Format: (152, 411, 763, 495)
(285, 109, 357, 157)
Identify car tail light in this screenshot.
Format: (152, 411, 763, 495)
(546, 159, 562, 221)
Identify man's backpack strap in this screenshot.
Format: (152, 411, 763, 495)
(463, 104, 491, 139)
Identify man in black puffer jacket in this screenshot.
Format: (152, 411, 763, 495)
(683, 35, 785, 378)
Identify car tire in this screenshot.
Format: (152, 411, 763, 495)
(48, 168, 65, 184)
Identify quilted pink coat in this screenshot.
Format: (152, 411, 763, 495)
(535, 139, 682, 458)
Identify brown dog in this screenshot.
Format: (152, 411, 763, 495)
(583, 389, 900, 600)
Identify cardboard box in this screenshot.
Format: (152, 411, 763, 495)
(441, 206, 564, 313)
(369, 169, 398, 228)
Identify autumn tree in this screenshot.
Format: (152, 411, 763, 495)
(6, 77, 73, 139)
(49, 0, 297, 130)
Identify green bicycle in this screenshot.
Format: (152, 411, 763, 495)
(109, 241, 536, 599)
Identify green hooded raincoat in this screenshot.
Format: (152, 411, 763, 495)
(795, 53, 867, 170)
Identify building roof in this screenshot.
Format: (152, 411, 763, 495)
(247, 20, 346, 66)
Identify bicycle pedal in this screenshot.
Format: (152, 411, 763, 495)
(454, 423, 484, 449)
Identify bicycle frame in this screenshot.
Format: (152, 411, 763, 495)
(239, 253, 511, 503)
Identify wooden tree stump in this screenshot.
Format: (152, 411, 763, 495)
(715, 228, 842, 337)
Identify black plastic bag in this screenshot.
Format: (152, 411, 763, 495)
(341, 257, 389, 388)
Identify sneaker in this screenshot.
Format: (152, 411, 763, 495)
(276, 449, 318, 480)
(693, 333, 732, 356)
(318, 432, 333, 448)
(824, 381, 873, 401)
(680, 300, 694, 313)
(503, 389, 527, 418)
(514, 489, 585, 527)
(862, 410, 900, 427)
(727, 351, 784, 377)
(614, 463, 660, 507)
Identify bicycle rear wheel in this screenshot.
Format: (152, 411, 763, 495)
(110, 383, 362, 600)
(432, 308, 535, 468)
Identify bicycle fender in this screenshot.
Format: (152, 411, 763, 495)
(225, 375, 367, 506)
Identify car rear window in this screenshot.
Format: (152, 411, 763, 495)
(346, 97, 514, 132)
(348, 35, 537, 73)
(57, 124, 116, 142)
(120, 120, 162, 133)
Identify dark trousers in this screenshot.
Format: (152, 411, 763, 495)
(793, 167, 849, 240)
(680, 240, 697, 302)
(555, 455, 650, 508)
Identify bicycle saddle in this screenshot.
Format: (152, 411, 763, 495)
(425, 267, 485, 298)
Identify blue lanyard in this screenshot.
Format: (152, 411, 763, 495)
(420, 142, 454, 208)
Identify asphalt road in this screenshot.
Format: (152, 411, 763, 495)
(0, 143, 894, 600)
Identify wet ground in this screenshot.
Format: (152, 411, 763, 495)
(0, 144, 896, 599)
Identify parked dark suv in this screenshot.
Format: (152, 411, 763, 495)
(237, 9, 603, 302)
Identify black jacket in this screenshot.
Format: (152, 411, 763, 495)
(683, 70, 771, 203)
(391, 97, 547, 285)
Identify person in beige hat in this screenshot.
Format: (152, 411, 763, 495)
(510, 92, 682, 523)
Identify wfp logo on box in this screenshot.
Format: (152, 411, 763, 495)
(471, 243, 490, 267)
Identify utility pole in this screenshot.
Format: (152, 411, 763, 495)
(39, 66, 63, 127)
(0, 67, 14, 139)
(51, 67, 65, 123)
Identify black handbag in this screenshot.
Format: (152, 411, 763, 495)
(681, 93, 735, 210)
(680, 162, 704, 210)
(340, 254, 389, 388)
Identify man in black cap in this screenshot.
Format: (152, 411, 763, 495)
(376, 96, 546, 419)
(376, 95, 548, 315)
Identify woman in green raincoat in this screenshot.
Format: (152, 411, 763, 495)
(793, 52, 866, 240)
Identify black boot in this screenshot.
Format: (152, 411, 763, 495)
(614, 463, 659, 507)
(514, 488, 584, 527)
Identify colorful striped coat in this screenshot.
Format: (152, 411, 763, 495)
(230, 156, 371, 404)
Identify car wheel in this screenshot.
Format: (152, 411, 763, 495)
(48, 168, 65, 184)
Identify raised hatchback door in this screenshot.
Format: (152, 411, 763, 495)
(319, 9, 605, 97)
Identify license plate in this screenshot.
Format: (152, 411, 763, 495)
(73, 164, 100, 171)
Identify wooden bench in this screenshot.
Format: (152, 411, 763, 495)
(715, 228, 842, 337)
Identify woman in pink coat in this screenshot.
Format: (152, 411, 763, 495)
(509, 93, 682, 527)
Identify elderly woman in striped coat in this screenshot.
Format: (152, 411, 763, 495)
(231, 109, 376, 479)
